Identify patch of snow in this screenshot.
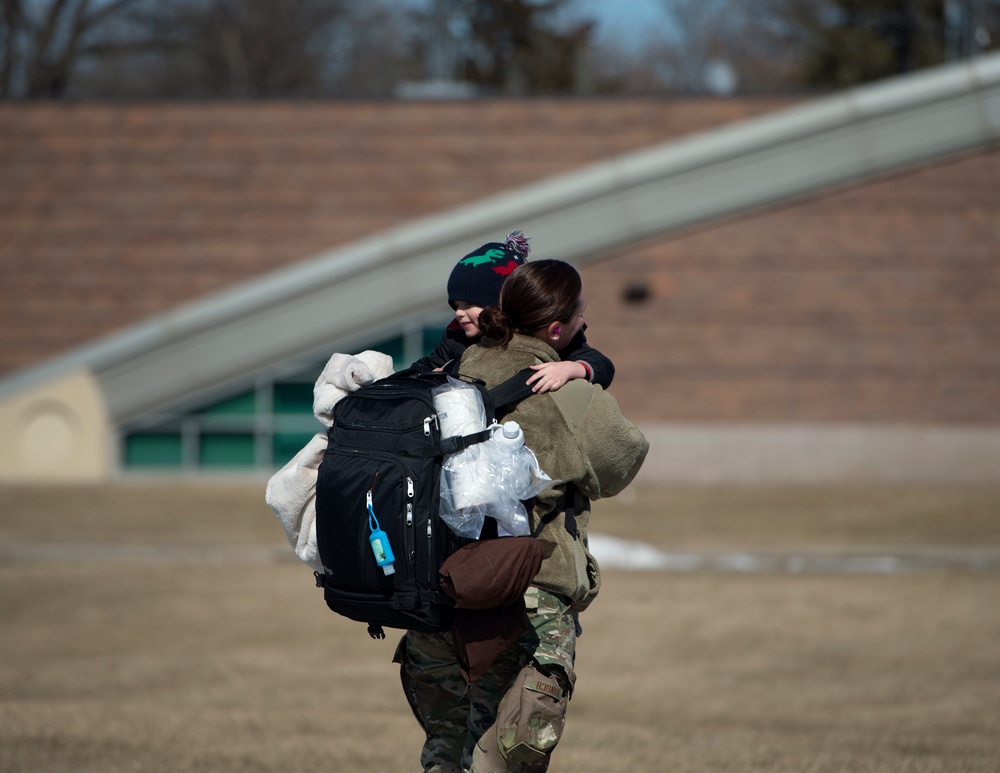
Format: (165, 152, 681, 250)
(587, 533, 674, 571)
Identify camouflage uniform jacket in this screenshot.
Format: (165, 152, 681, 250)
(459, 334, 649, 611)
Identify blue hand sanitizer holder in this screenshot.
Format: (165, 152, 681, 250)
(367, 490, 395, 576)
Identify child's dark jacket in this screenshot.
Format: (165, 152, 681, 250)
(411, 321, 615, 389)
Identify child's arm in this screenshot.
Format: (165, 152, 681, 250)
(526, 360, 589, 393)
(410, 324, 469, 372)
(560, 328, 615, 389)
(410, 335, 449, 372)
(527, 329, 615, 393)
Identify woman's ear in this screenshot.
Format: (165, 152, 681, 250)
(546, 322, 561, 343)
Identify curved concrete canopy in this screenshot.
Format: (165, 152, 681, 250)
(2, 52, 999, 424)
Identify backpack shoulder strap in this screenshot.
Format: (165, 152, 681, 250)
(429, 368, 535, 457)
(488, 367, 537, 413)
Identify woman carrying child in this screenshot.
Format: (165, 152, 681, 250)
(412, 231, 614, 393)
(396, 258, 648, 772)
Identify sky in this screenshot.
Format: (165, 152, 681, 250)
(569, 0, 674, 43)
(397, 0, 677, 46)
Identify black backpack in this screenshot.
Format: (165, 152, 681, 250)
(313, 367, 535, 639)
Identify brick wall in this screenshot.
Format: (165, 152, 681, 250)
(0, 99, 784, 377)
(581, 148, 1000, 424)
(1, 102, 997, 426)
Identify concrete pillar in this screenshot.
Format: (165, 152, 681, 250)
(0, 369, 112, 483)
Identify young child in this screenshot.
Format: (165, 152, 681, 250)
(411, 230, 614, 392)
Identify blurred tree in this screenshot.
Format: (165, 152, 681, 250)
(4, 0, 996, 99)
(641, 0, 998, 94)
(1, 0, 414, 99)
(124, 0, 352, 98)
(567, 0, 842, 96)
(800, 0, 948, 87)
(409, 0, 595, 95)
(1, 0, 149, 98)
(939, 0, 999, 58)
(331, 3, 423, 98)
(616, 0, 816, 95)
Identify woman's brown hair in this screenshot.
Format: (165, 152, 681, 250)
(477, 259, 582, 347)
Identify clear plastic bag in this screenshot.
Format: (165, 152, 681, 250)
(432, 379, 489, 538)
(433, 377, 554, 539)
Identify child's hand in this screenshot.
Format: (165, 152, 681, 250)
(527, 361, 587, 393)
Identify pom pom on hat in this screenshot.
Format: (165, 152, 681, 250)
(447, 230, 531, 309)
(504, 230, 530, 260)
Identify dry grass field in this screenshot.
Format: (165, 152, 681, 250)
(2, 482, 999, 772)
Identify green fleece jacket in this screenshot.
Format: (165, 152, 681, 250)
(459, 334, 649, 611)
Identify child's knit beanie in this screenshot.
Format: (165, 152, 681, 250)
(447, 230, 531, 308)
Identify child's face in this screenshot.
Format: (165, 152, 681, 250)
(451, 301, 485, 338)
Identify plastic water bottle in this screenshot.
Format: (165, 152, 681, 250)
(494, 421, 530, 492)
(500, 420, 524, 447)
(491, 421, 531, 537)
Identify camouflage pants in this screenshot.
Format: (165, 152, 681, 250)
(394, 587, 577, 773)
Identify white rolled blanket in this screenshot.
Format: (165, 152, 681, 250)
(312, 350, 395, 428)
(265, 350, 394, 571)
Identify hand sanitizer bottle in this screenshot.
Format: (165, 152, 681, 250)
(367, 491, 395, 575)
